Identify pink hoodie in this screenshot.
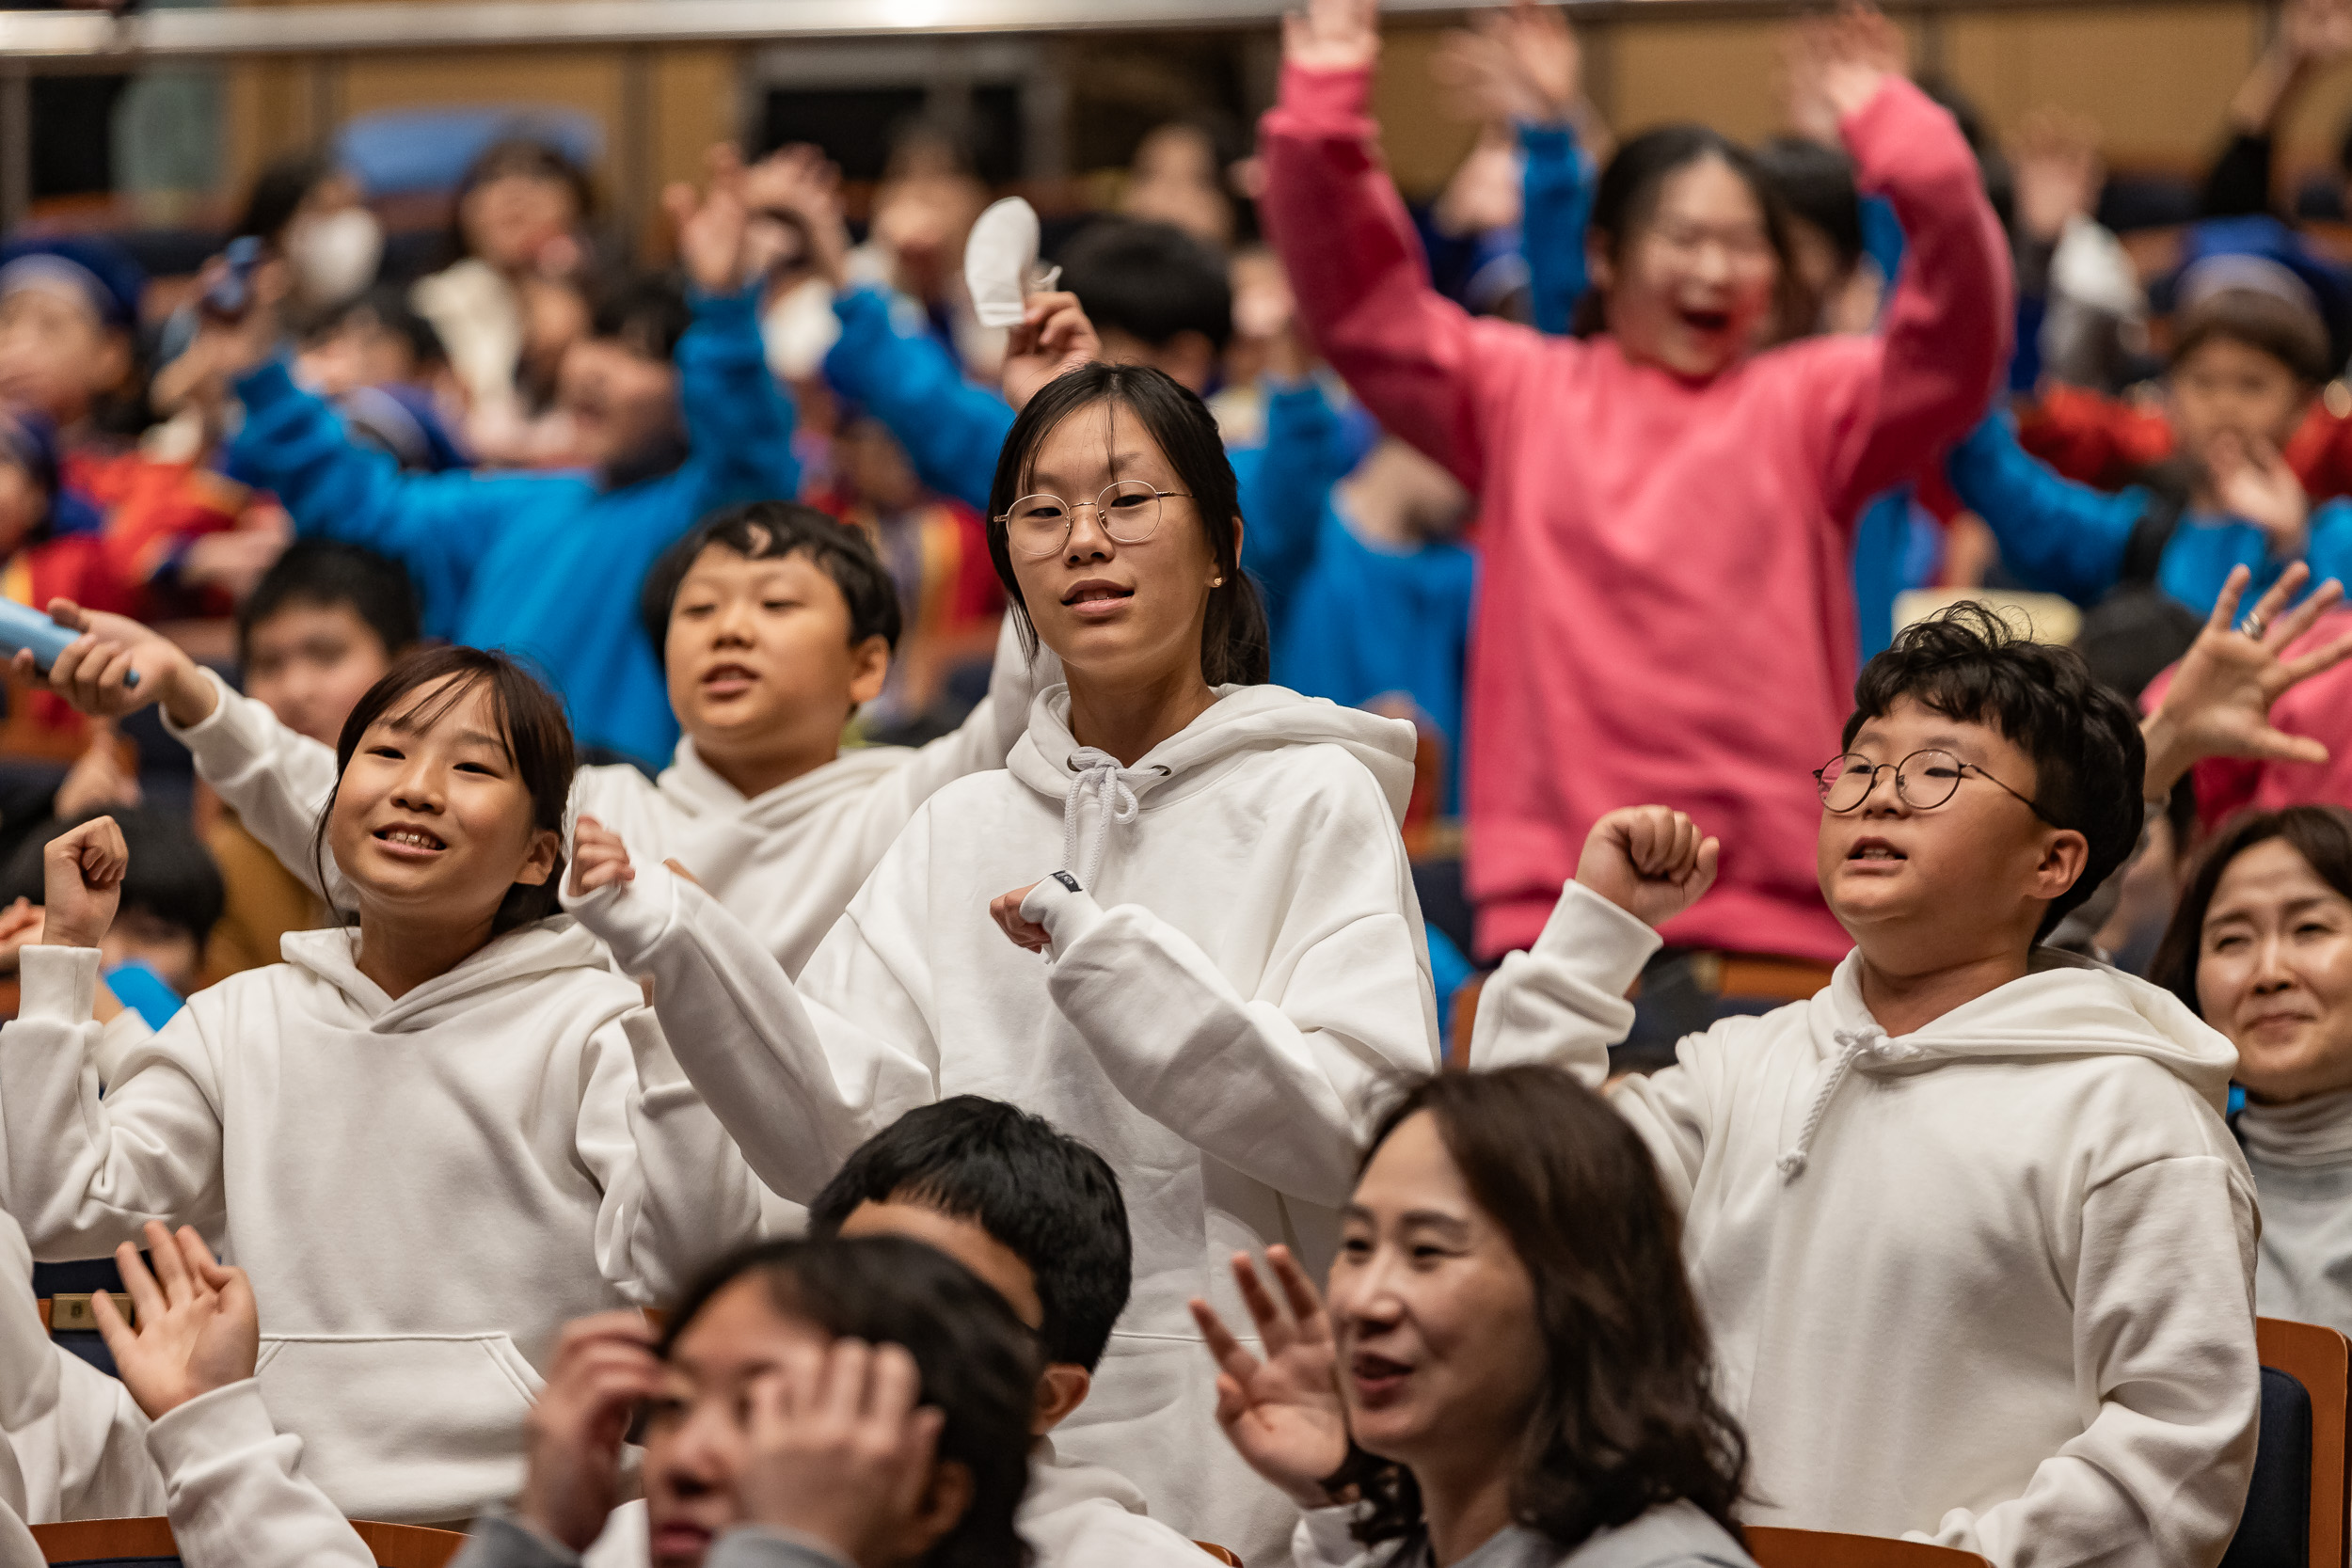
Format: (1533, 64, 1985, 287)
(1261, 67, 2011, 964)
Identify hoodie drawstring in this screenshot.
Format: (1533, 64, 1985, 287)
(1777, 1026, 1921, 1181)
(1059, 749, 1152, 892)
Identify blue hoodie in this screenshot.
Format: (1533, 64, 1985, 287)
(228, 286, 798, 767)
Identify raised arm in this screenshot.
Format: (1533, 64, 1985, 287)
(1235, 377, 1352, 621)
(1943, 413, 2146, 606)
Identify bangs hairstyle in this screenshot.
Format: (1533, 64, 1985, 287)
(2151, 804, 2352, 1015)
(659, 1235, 1039, 1568)
(1332, 1069, 1747, 1554)
(1572, 125, 1804, 339)
(639, 500, 902, 660)
(807, 1096, 1132, 1371)
(1843, 602, 2145, 938)
(2171, 286, 2334, 387)
(310, 646, 577, 934)
(985, 363, 1269, 687)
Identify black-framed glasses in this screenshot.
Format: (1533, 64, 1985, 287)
(1814, 749, 2058, 825)
(995, 481, 1191, 559)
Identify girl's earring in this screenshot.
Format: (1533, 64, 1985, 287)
(1210, 577, 1226, 587)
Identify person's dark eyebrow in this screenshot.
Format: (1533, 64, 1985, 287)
(1396, 1210, 1473, 1241)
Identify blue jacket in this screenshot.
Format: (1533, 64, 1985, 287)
(228, 286, 798, 766)
(1946, 412, 2352, 614)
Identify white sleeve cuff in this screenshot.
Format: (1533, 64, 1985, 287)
(1019, 874, 1106, 958)
(143, 1379, 278, 1480)
(156, 667, 234, 745)
(20, 944, 101, 1024)
(564, 863, 683, 971)
(1541, 880, 1666, 981)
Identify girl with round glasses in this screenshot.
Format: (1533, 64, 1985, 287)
(568, 360, 1443, 1563)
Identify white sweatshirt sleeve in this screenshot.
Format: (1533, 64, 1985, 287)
(160, 668, 347, 909)
(1018, 783, 1441, 1210)
(47, 1352, 167, 1520)
(1292, 1505, 1374, 1568)
(0, 947, 227, 1258)
(145, 1380, 375, 1568)
(567, 866, 939, 1204)
(1467, 880, 1659, 1082)
(571, 1006, 765, 1306)
(1923, 1154, 2261, 1568)
(0, 1496, 37, 1568)
(848, 616, 1057, 851)
(0, 1213, 56, 1433)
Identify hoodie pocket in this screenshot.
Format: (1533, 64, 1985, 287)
(254, 1331, 545, 1525)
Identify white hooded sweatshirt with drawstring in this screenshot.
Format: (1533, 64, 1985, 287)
(0, 923, 763, 1526)
(1471, 882, 2260, 1568)
(565, 681, 1443, 1564)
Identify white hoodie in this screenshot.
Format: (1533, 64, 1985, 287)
(162, 617, 1051, 977)
(1472, 883, 2261, 1568)
(0, 1209, 165, 1524)
(0, 927, 762, 1525)
(2234, 1088, 2352, 1337)
(568, 682, 1442, 1561)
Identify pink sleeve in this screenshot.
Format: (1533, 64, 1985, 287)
(1818, 76, 2015, 520)
(1258, 63, 1548, 495)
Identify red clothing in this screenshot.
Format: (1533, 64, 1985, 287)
(1262, 69, 2010, 962)
(2016, 386, 2352, 505)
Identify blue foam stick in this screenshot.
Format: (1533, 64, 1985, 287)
(0, 600, 136, 687)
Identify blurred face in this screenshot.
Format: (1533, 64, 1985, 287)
(1328, 1113, 1543, 1476)
(0, 458, 43, 556)
(460, 170, 580, 274)
(557, 338, 679, 476)
(1121, 125, 1234, 247)
(245, 602, 396, 747)
(1594, 154, 1779, 381)
(2196, 838, 2352, 1103)
(324, 675, 558, 932)
(1005, 401, 1224, 691)
(1817, 697, 2086, 960)
(102, 908, 202, 996)
(296, 313, 421, 399)
(0, 287, 128, 426)
(662, 543, 885, 775)
(2169, 337, 2311, 467)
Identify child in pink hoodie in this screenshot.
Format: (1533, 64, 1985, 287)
(1260, 0, 2010, 973)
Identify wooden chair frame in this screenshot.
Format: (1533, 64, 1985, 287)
(1746, 1526, 1991, 1567)
(2260, 1315, 2352, 1568)
(31, 1516, 466, 1567)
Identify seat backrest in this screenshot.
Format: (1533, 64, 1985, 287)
(2222, 1367, 2317, 1568)
(348, 1522, 467, 1568)
(32, 1518, 464, 1568)
(2257, 1316, 2352, 1568)
(1194, 1544, 1243, 1566)
(1744, 1527, 1991, 1568)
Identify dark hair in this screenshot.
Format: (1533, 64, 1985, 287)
(0, 807, 225, 949)
(589, 271, 692, 364)
(1335, 1069, 1747, 1554)
(659, 1235, 1039, 1568)
(1571, 126, 1803, 338)
(1842, 602, 2146, 938)
(2172, 286, 2334, 387)
(2152, 805, 2352, 1014)
(235, 150, 342, 245)
(639, 501, 902, 662)
(238, 539, 421, 669)
(450, 135, 596, 263)
(807, 1097, 1132, 1372)
(1754, 136, 1863, 271)
(309, 285, 450, 373)
(986, 362, 1268, 687)
(1056, 219, 1234, 355)
(311, 646, 576, 934)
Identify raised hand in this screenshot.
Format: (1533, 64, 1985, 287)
(91, 1222, 261, 1422)
(1575, 805, 1720, 929)
(2145, 562, 2352, 793)
(743, 143, 850, 290)
(566, 815, 637, 898)
(988, 883, 1050, 954)
(17, 599, 214, 728)
(1284, 0, 1381, 74)
(2285, 0, 2352, 66)
(1189, 1246, 1349, 1510)
(41, 814, 127, 950)
(1001, 291, 1103, 414)
(737, 1338, 956, 1562)
(0, 898, 44, 974)
(1433, 2, 1581, 127)
(516, 1312, 666, 1553)
(1788, 3, 1907, 133)
(2013, 107, 2104, 245)
(665, 144, 755, 296)
(2208, 432, 2312, 557)
(54, 721, 141, 821)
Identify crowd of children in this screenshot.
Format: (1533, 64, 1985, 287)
(9, 0, 2352, 1563)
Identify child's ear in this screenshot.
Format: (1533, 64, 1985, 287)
(2033, 827, 2091, 906)
(894, 1457, 974, 1563)
(513, 827, 563, 889)
(1031, 1362, 1091, 1435)
(847, 635, 891, 709)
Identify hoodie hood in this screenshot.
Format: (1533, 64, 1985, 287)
(654, 738, 911, 824)
(1008, 683, 1418, 892)
(1773, 944, 2240, 1180)
(278, 916, 620, 1033)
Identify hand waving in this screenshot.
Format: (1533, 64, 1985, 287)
(1189, 1246, 1350, 1510)
(91, 1222, 261, 1421)
(1574, 805, 1720, 929)
(1433, 2, 1581, 128)
(1284, 0, 1381, 74)
(2146, 562, 2352, 792)
(665, 144, 755, 296)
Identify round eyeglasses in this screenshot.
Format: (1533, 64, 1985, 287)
(1814, 749, 2058, 824)
(996, 481, 1190, 559)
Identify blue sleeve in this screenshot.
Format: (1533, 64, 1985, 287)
(822, 286, 1013, 514)
(1943, 412, 2142, 606)
(675, 284, 801, 518)
(1859, 195, 1905, 292)
(2305, 500, 2352, 593)
(227, 358, 540, 635)
(1238, 379, 1351, 623)
(1519, 122, 1594, 338)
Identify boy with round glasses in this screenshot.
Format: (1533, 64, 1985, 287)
(1470, 571, 2352, 1566)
